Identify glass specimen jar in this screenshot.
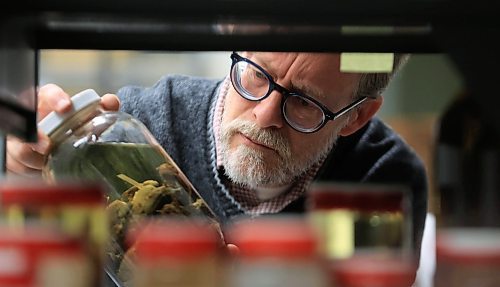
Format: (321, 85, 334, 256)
(225, 216, 329, 287)
(126, 218, 222, 287)
(307, 182, 413, 260)
(0, 226, 93, 287)
(37, 89, 222, 286)
(0, 179, 107, 287)
(434, 228, 500, 287)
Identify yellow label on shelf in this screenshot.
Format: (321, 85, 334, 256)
(61, 206, 108, 246)
(6, 205, 25, 229)
(89, 208, 108, 245)
(326, 210, 354, 259)
(309, 210, 356, 259)
(340, 53, 394, 73)
(61, 206, 89, 236)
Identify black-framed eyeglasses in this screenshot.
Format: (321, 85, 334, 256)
(230, 52, 369, 133)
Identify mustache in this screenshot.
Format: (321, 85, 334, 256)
(221, 119, 291, 159)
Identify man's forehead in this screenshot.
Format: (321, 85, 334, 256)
(249, 52, 341, 68)
(246, 52, 355, 100)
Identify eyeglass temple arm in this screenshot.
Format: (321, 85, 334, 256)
(331, 96, 369, 120)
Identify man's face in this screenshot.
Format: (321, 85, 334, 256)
(220, 52, 361, 188)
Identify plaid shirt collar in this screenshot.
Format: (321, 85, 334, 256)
(213, 77, 326, 215)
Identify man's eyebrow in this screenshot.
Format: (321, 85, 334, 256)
(251, 53, 326, 100)
(252, 54, 274, 75)
(290, 82, 325, 100)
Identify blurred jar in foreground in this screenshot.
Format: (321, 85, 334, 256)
(307, 182, 413, 260)
(37, 89, 222, 283)
(332, 255, 417, 287)
(434, 91, 500, 228)
(0, 226, 93, 287)
(124, 218, 222, 287)
(434, 228, 500, 287)
(225, 216, 329, 287)
(0, 179, 107, 286)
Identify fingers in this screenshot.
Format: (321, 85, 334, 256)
(6, 84, 119, 180)
(226, 243, 240, 256)
(6, 133, 49, 176)
(101, 93, 120, 111)
(29, 132, 51, 154)
(6, 152, 44, 177)
(37, 84, 72, 120)
(7, 83, 67, 178)
(38, 84, 121, 121)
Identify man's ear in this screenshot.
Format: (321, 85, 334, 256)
(339, 95, 383, 136)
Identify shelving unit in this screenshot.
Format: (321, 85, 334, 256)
(2, 0, 499, 141)
(1, 2, 499, 286)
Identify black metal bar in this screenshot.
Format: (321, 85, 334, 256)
(0, 134, 5, 176)
(35, 31, 440, 53)
(1, 0, 500, 141)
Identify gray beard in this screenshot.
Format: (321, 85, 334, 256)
(219, 119, 339, 189)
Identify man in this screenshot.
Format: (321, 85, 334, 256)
(6, 51, 427, 255)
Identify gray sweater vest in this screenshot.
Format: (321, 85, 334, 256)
(117, 74, 427, 253)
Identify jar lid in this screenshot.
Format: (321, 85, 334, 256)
(0, 180, 106, 206)
(436, 228, 500, 265)
(129, 218, 219, 261)
(308, 183, 407, 212)
(0, 227, 84, 250)
(332, 255, 417, 287)
(227, 216, 318, 259)
(38, 89, 101, 136)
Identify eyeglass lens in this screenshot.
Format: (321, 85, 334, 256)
(234, 61, 270, 100)
(283, 95, 325, 130)
(233, 60, 326, 131)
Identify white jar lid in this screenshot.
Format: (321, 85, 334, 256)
(38, 89, 101, 136)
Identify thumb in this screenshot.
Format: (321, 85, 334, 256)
(101, 94, 120, 111)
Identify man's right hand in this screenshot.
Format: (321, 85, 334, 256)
(6, 84, 120, 177)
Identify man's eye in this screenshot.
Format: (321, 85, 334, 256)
(298, 98, 312, 107)
(254, 70, 266, 79)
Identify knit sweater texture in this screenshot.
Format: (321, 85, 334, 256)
(117, 74, 428, 253)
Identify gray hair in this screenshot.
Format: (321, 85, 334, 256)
(355, 54, 410, 99)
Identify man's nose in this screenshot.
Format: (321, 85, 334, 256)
(252, 90, 284, 129)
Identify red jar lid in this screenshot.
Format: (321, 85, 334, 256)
(308, 183, 408, 213)
(129, 218, 220, 261)
(332, 255, 417, 287)
(0, 226, 84, 253)
(227, 216, 318, 259)
(436, 228, 500, 265)
(0, 180, 106, 206)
